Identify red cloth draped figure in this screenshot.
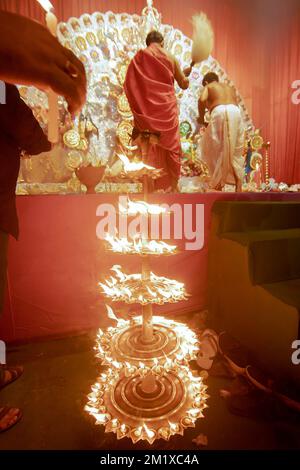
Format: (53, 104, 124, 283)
(124, 31, 189, 191)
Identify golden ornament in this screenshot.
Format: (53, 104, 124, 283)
(66, 150, 83, 170)
(75, 36, 87, 51)
(117, 64, 129, 86)
(117, 93, 132, 118)
(63, 129, 81, 149)
(97, 29, 105, 42)
(90, 50, 100, 62)
(174, 44, 183, 56)
(251, 134, 264, 150)
(86, 32, 97, 46)
(184, 51, 191, 63)
(116, 120, 133, 147)
(250, 152, 263, 170)
(121, 28, 131, 43)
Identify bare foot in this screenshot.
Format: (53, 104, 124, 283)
(0, 365, 24, 389)
(0, 407, 22, 432)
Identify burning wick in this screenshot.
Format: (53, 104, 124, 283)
(158, 427, 171, 440)
(111, 418, 120, 428)
(143, 424, 156, 443)
(134, 427, 142, 437)
(118, 424, 129, 436)
(169, 421, 180, 434)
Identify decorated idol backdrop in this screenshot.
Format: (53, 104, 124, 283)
(18, 1, 261, 195)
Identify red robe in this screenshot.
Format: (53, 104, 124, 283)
(124, 43, 181, 190)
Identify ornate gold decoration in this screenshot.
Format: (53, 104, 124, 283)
(116, 121, 133, 147)
(250, 152, 263, 170)
(251, 134, 264, 151)
(117, 93, 132, 118)
(63, 129, 81, 149)
(75, 36, 87, 51)
(18, 2, 256, 195)
(66, 150, 83, 170)
(183, 51, 191, 63)
(121, 27, 131, 43)
(90, 50, 100, 62)
(86, 31, 97, 46)
(97, 28, 105, 42)
(117, 64, 129, 86)
(174, 44, 183, 56)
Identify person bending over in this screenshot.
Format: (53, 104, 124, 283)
(198, 72, 245, 191)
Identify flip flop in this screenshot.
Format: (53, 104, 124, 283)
(0, 406, 22, 433)
(0, 365, 24, 390)
(197, 329, 219, 370)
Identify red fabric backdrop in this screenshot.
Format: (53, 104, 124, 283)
(0, 0, 300, 182)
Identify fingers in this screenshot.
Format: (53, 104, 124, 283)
(62, 47, 86, 87)
(47, 65, 85, 115)
(32, 33, 87, 114)
(52, 43, 87, 114)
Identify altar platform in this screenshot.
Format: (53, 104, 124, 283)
(1, 192, 300, 344)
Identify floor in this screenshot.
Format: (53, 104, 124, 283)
(0, 331, 299, 451)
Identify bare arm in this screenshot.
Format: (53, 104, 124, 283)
(198, 86, 208, 125)
(173, 58, 189, 90)
(198, 99, 206, 125)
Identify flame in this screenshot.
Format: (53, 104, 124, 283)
(119, 199, 167, 215)
(94, 315, 199, 373)
(95, 413, 109, 424)
(120, 424, 127, 433)
(118, 153, 156, 173)
(169, 421, 179, 433)
(105, 234, 177, 255)
(36, 0, 54, 12)
(100, 266, 187, 305)
(84, 405, 98, 413)
(143, 423, 156, 440)
(105, 304, 119, 322)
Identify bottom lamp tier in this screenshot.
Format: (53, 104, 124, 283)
(96, 316, 199, 367)
(85, 367, 208, 444)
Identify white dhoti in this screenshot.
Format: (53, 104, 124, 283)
(198, 104, 245, 189)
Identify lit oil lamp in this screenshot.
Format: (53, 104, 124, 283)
(158, 427, 171, 440)
(130, 426, 143, 443)
(181, 416, 195, 428)
(117, 423, 130, 439)
(143, 424, 156, 445)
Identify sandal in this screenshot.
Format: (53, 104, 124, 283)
(0, 406, 22, 433)
(197, 329, 219, 370)
(0, 365, 24, 390)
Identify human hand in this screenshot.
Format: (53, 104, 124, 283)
(0, 11, 87, 114)
(183, 66, 192, 77)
